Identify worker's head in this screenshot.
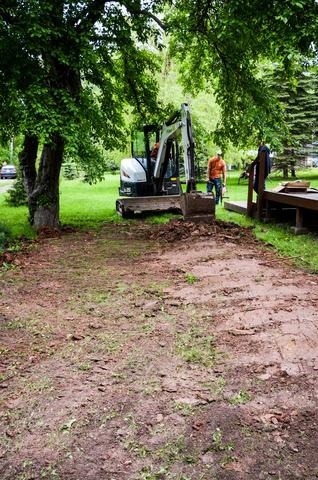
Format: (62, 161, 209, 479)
(217, 151, 222, 157)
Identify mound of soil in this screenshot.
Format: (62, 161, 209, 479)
(149, 218, 257, 243)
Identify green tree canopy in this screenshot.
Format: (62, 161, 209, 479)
(0, 0, 164, 228)
(167, 0, 318, 147)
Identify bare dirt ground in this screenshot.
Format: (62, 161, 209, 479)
(0, 220, 318, 480)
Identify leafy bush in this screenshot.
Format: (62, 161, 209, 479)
(5, 172, 28, 206)
(0, 223, 11, 252)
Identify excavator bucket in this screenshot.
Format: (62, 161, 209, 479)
(180, 192, 215, 222)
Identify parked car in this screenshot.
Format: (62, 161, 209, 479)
(0, 164, 17, 179)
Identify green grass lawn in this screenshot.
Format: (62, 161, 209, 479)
(1, 170, 318, 271)
(60, 175, 122, 227)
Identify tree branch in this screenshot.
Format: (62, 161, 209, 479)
(74, 0, 166, 33)
(75, 0, 109, 33)
(136, 9, 166, 31)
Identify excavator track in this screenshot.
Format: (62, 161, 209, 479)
(116, 195, 182, 218)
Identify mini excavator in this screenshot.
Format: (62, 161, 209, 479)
(116, 103, 215, 221)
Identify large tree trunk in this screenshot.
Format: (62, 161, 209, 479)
(29, 134, 65, 230)
(19, 134, 38, 197)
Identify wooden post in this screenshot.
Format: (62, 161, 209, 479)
(247, 159, 257, 217)
(256, 150, 266, 220)
(292, 207, 308, 235)
(296, 207, 303, 228)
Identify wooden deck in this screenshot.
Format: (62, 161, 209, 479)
(264, 189, 318, 211)
(225, 190, 318, 214)
(224, 189, 318, 234)
(224, 200, 248, 214)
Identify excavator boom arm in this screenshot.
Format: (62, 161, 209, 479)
(153, 103, 196, 193)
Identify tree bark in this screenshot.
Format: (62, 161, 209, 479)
(283, 166, 288, 179)
(30, 134, 65, 230)
(19, 134, 38, 197)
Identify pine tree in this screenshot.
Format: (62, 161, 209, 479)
(268, 66, 318, 177)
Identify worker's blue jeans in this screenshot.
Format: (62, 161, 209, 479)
(207, 178, 222, 204)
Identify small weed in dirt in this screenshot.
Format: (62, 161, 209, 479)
(216, 377, 226, 393)
(219, 454, 238, 468)
(202, 377, 226, 396)
(0, 262, 20, 274)
(95, 333, 122, 353)
(123, 438, 151, 458)
(0, 346, 10, 355)
(155, 435, 187, 464)
(16, 459, 36, 480)
(59, 418, 77, 432)
(31, 346, 46, 354)
(25, 377, 53, 393)
(124, 412, 138, 431)
(176, 325, 218, 367)
(174, 401, 193, 416)
(5, 320, 26, 330)
(139, 466, 168, 479)
(210, 428, 235, 453)
(127, 249, 141, 258)
(145, 281, 170, 297)
(40, 464, 60, 479)
(142, 378, 161, 396)
(116, 281, 130, 293)
(78, 361, 92, 371)
(111, 371, 127, 382)
(141, 323, 155, 334)
(240, 425, 254, 437)
(228, 390, 252, 405)
(162, 313, 176, 323)
(22, 459, 33, 469)
(4, 317, 42, 333)
(87, 291, 111, 304)
(100, 411, 119, 427)
(184, 273, 198, 284)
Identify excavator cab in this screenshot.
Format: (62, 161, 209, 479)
(119, 124, 181, 198)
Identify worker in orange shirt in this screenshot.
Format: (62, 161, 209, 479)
(151, 142, 160, 159)
(206, 151, 227, 204)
